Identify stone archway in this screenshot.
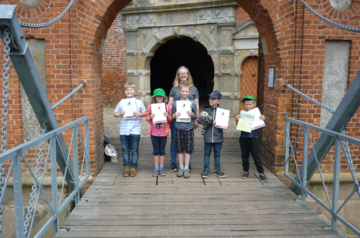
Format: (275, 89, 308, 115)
(127, 27, 218, 106)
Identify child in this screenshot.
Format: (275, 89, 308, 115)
(198, 90, 227, 178)
(172, 82, 197, 178)
(146, 88, 173, 177)
(235, 95, 268, 182)
(113, 82, 146, 177)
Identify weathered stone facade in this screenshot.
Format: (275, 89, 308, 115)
(102, 0, 258, 115)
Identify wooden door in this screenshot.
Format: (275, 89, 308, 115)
(240, 56, 258, 111)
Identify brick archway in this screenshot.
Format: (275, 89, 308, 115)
(79, 0, 286, 172)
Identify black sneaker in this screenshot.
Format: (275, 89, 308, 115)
(201, 170, 209, 178)
(189, 164, 192, 172)
(214, 170, 226, 178)
(259, 173, 268, 182)
(170, 163, 177, 172)
(241, 172, 249, 179)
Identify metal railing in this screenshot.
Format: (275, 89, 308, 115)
(284, 116, 360, 236)
(0, 116, 90, 238)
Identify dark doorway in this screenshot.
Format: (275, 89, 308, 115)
(150, 37, 214, 108)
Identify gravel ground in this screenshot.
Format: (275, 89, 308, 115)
(104, 107, 241, 139)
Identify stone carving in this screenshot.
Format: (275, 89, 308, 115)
(234, 49, 259, 71)
(18, 0, 42, 8)
(173, 26, 180, 36)
(136, 16, 140, 22)
(199, 12, 203, 19)
(193, 29, 202, 41)
(330, 0, 352, 11)
(197, 7, 235, 24)
(142, 31, 147, 38)
(160, 27, 173, 39)
(180, 26, 195, 37)
(221, 55, 232, 70)
(210, 26, 215, 33)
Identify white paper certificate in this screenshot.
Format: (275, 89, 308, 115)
(122, 98, 137, 119)
(176, 101, 191, 123)
(248, 107, 266, 130)
(215, 108, 230, 129)
(151, 103, 166, 124)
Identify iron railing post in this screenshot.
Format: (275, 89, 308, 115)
(13, 152, 24, 238)
(284, 120, 290, 176)
(50, 137, 59, 235)
(85, 120, 90, 176)
(73, 125, 79, 206)
(331, 137, 341, 230)
(302, 127, 308, 202)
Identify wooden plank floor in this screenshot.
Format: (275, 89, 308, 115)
(55, 138, 342, 238)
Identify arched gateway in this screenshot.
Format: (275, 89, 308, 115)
(94, 0, 280, 171)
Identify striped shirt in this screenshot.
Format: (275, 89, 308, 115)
(114, 98, 146, 135)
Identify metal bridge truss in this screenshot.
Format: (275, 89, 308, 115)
(0, 117, 90, 238)
(284, 117, 360, 236)
(0, 4, 88, 237)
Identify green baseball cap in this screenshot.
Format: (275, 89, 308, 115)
(241, 95, 256, 103)
(153, 88, 166, 97)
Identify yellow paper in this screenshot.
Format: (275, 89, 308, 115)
(236, 111, 255, 133)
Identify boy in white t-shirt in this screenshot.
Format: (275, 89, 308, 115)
(113, 82, 146, 177)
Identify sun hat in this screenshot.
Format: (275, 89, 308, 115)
(153, 88, 166, 97)
(241, 95, 256, 103)
(208, 90, 222, 99)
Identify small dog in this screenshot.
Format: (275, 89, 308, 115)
(200, 111, 212, 135)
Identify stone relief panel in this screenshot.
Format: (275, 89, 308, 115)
(220, 54, 233, 70)
(126, 14, 157, 28)
(145, 0, 224, 7)
(157, 11, 197, 26)
(197, 7, 235, 24)
(125, 6, 236, 28)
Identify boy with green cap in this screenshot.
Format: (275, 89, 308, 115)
(235, 95, 268, 181)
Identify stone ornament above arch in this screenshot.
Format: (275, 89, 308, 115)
(234, 49, 258, 76)
(320, 0, 360, 20)
(138, 26, 217, 57)
(5, 0, 51, 18)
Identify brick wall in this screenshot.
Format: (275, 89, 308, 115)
(1, 0, 360, 180)
(235, 6, 251, 25)
(101, 13, 127, 107)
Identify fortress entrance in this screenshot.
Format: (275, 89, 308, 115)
(150, 37, 214, 107)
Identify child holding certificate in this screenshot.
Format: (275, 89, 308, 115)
(198, 90, 228, 178)
(146, 88, 173, 177)
(172, 82, 197, 178)
(113, 82, 146, 177)
(235, 95, 268, 182)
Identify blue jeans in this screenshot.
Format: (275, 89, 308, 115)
(203, 142, 222, 170)
(170, 122, 177, 164)
(120, 134, 140, 168)
(170, 122, 192, 164)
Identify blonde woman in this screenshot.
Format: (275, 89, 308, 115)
(168, 66, 199, 172)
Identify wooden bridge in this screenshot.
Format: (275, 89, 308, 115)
(55, 138, 342, 238)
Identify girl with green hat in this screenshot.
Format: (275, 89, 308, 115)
(146, 88, 173, 176)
